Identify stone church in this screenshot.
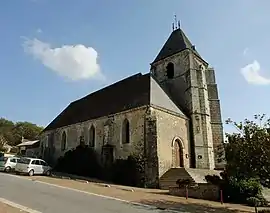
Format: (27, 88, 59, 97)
(40, 26, 224, 187)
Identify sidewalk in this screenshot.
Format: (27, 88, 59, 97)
(27, 175, 260, 213)
(0, 201, 27, 213)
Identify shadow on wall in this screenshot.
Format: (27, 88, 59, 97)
(53, 145, 145, 187)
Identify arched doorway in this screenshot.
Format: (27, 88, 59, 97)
(172, 138, 184, 167)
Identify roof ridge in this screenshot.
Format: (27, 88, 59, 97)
(43, 73, 151, 131)
(72, 73, 143, 104)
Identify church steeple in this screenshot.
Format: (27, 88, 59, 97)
(152, 28, 202, 64)
(150, 20, 221, 170)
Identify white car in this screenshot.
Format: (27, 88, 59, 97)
(0, 157, 19, 172)
(15, 157, 52, 176)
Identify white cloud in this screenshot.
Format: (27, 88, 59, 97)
(36, 28, 42, 34)
(22, 38, 104, 81)
(240, 60, 270, 85)
(243, 48, 249, 56)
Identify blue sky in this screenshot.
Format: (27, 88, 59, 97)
(0, 0, 270, 133)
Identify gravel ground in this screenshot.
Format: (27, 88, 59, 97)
(27, 175, 258, 213)
(0, 201, 27, 213)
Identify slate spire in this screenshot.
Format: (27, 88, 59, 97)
(152, 27, 202, 63)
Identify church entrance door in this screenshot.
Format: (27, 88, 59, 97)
(102, 144, 114, 168)
(173, 139, 184, 167)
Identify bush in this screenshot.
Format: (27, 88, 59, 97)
(54, 145, 103, 179)
(246, 196, 268, 207)
(205, 173, 267, 206)
(54, 146, 144, 187)
(258, 210, 270, 213)
(232, 178, 261, 198)
(205, 175, 223, 185)
(110, 156, 142, 187)
(176, 179, 193, 188)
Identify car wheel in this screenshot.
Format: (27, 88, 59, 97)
(46, 170, 51, 176)
(28, 169, 34, 176)
(5, 166, 11, 173)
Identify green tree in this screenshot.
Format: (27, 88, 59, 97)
(0, 118, 15, 145)
(12, 122, 44, 145)
(225, 114, 270, 186)
(205, 114, 269, 206)
(0, 118, 44, 146)
(0, 134, 7, 152)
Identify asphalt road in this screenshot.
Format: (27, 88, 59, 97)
(0, 172, 179, 213)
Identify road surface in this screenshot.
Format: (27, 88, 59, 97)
(0, 172, 179, 213)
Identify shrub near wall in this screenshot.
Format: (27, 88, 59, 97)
(205, 174, 268, 207)
(110, 156, 144, 187)
(169, 184, 220, 201)
(54, 145, 103, 179)
(54, 145, 145, 187)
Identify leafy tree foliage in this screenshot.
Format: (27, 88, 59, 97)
(0, 117, 44, 146)
(206, 114, 270, 206)
(225, 114, 270, 186)
(0, 134, 7, 152)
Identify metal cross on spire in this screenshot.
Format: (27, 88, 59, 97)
(172, 14, 181, 31)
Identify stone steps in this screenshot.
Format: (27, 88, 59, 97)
(160, 168, 195, 189)
(159, 168, 221, 190)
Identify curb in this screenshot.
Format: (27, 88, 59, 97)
(74, 179, 88, 183)
(31, 179, 186, 212)
(9, 172, 186, 213)
(52, 173, 136, 192)
(116, 187, 134, 192)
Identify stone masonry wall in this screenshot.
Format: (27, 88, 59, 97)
(154, 107, 190, 177)
(150, 50, 190, 114)
(41, 106, 147, 163)
(205, 67, 225, 169)
(188, 55, 215, 170)
(144, 106, 159, 188)
(150, 48, 216, 170)
(169, 184, 220, 201)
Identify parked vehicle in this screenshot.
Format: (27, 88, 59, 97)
(15, 157, 52, 176)
(0, 157, 20, 172)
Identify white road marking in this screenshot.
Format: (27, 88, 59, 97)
(0, 197, 42, 213)
(33, 180, 157, 209)
(0, 173, 184, 212)
(31, 180, 185, 212)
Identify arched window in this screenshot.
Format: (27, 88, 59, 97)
(89, 125, 95, 147)
(166, 62, 174, 79)
(79, 135, 85, 146)
(61, 131, 67, 151)
(122, 119, 130, 144)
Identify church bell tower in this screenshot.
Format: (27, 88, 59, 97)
(150, 20, 224, 170)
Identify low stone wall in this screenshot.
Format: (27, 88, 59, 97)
(169, 184, 220, 201)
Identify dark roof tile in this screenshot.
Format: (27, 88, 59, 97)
(152, 28, 202, 63)
(44, 73, 150, 131)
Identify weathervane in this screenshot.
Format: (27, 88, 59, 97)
(172, 14, 181, 31)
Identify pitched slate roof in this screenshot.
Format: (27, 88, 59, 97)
(44, 73, 150, 131)
(152, 28, 202, 63)
(44, 73, 187, 131)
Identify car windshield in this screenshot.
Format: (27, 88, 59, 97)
(17, 158, 31, 164)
